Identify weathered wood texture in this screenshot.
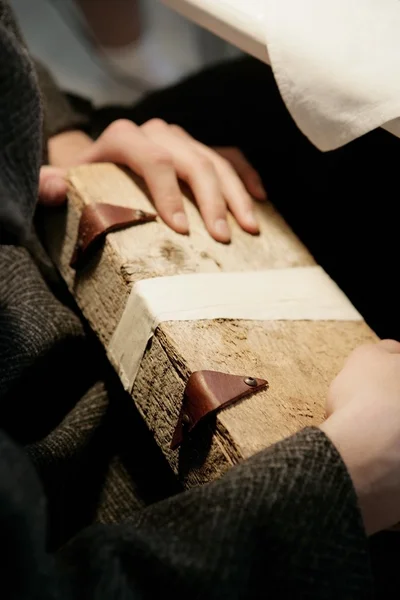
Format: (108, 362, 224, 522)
(43, 163, 376, 487)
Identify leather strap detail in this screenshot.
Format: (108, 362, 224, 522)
(70, 203, 157, 268)
(171, 371, 268, 449)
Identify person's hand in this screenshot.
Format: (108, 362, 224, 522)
(320, 340, 400, 535)
(40, 119, 266, 243)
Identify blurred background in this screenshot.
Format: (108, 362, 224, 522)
(11, 0, 240, 107)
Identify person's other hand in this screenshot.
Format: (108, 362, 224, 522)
(320, 340, 400, 535)
(40, 119, 266, 243)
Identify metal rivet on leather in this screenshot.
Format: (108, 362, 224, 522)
(171, 371, 268, 449)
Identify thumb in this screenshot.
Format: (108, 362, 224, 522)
(38, 166, 68, 206)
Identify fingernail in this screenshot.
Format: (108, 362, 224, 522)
(246, 211, 259, 231)
(215, 218, 230, 241)
(172, 211, 189, 232)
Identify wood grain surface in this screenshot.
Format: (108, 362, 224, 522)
(43, 163, 376, 487)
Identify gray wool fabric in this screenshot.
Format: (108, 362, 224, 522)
(0, 245, 85, 401)
(0, 429, 58, 600)
(0, 0, 86, 244)
(0, 0, 158, 546)
(59, 427, 373, 600)
(0, 1, 41, 244)
(0, 242, 178, 547)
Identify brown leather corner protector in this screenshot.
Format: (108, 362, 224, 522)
(70, 203, 157, 268)
(171, 371, 268, 449)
